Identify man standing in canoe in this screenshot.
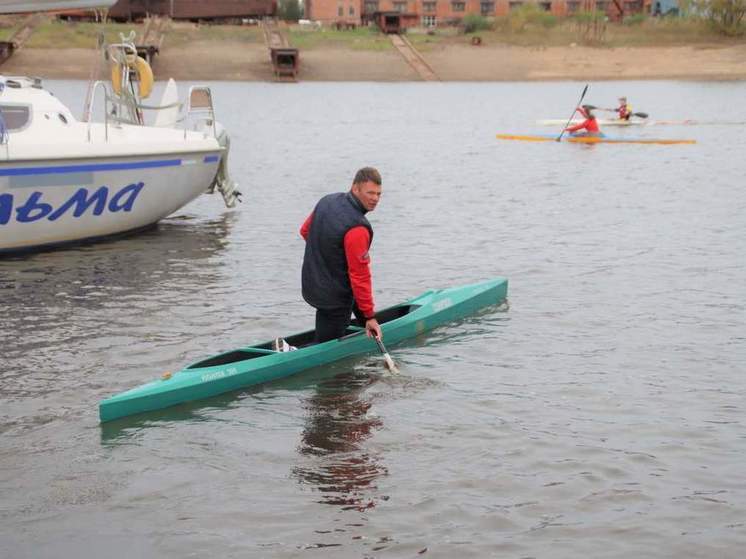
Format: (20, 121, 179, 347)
(299, 167, 383, 344)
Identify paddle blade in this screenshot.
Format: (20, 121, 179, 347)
(633, 112, 649, 119)
(383, 353, 400, 374)
(375, 338, 399, 374)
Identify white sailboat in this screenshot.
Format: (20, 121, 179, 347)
(0, 2, 240, 254)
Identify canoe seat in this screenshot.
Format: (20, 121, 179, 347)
(188, 349, 265, 369)
(376, 304, 421, 324)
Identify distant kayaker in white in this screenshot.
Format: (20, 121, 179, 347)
(297, 167, 384, 345)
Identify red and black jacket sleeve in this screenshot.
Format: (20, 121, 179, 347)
(343, 226, 375, 319)
(300, 211, 313, 240)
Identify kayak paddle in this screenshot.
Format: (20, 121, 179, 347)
(375, 337, 400, 374)
(557, 84, 588, 142)
(599, 108, 649, 119)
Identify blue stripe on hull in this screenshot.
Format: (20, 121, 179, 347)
(0, 153, 222, 178)
(0, 159, 183, 177)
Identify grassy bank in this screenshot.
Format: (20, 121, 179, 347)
(0, 20, 144, 48)
(0, 19, 264, 48)
(1, 16, 743, 52)
(409, 17, 746, 49)
(165, 23, 264, 46)
(288, 27, 392, 50)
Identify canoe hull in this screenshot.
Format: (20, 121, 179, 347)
(99, 277, 509, 422)
(496, 133, 696, 145)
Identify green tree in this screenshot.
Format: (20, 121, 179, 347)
(508, 4, 557, 32)
(278, 0, 302, 22)
(462, 14, 492, 33)
(696, 0, 746, 34)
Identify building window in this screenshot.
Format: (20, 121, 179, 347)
(364, 0, 379, 12)
(393, 1, 407, 12)
(539, 1, 550, 10)
(452, 1, 465, 11)
(595, 1, 608, 11)
(567, 0, 580, 12)
(480, 1, 494, 14)
(349, 5, 355, 14)
(422, 14, 436, 25)
(423, 1, 436, 12)
(509, 1, 522, 10)
(338, 5, 344, 16)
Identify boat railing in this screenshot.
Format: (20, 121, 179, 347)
(85, 39, 218, 142)
(107, 40, 138, 66)
(106, 40, 145, 125)
(85, 80, 215, 143)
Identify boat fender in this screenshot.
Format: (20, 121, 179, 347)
(111, 55, 154, 99)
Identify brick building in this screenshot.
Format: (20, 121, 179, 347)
(304, 0, 363, 26)
(304, 0, 649, 28)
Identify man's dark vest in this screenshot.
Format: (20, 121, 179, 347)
(302, 192, 373, 309)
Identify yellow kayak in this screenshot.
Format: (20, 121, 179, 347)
(496, 133, 696, 145)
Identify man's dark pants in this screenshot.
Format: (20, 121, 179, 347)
(314, 302, 366, 344)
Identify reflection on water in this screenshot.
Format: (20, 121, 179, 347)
(293, 370, 388, 512)
(0, 211, 238, 432)
(0, 212, 237, 307)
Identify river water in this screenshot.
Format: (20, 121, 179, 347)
(1, 80, 745, 558)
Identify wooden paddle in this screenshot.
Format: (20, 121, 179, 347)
(375, 337, 400, 373)
(557, 84, 589, 142)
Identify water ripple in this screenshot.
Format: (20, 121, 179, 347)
(1, 80, 745, 558)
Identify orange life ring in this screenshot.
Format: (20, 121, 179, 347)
(111, 55, 153, 99)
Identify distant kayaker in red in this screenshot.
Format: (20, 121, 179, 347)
(565, 105, 603, 137)
(298, 167, 384, 345)
(616, 96, 632, 121)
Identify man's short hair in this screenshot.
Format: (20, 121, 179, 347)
(353, 167, 382, 186)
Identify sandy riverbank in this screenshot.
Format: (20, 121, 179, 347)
(3, 41, 746, 81)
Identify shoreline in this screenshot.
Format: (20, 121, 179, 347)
(2, 43, 746, 82)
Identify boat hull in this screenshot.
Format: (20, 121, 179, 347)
(537, 119, 647, 127)
(0, 152, 221, 253)
(99, 278, 509, 422)
(496, 133, 696, 145)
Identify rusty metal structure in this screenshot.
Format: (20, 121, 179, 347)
(108, 0, 276, 21)
(261, 20, 298, 81)
(369, 10, 419, 34)
(135, 15, 168, 62)
(0, 13, 49, 66)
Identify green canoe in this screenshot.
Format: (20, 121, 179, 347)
(99, 277, 508, 422)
